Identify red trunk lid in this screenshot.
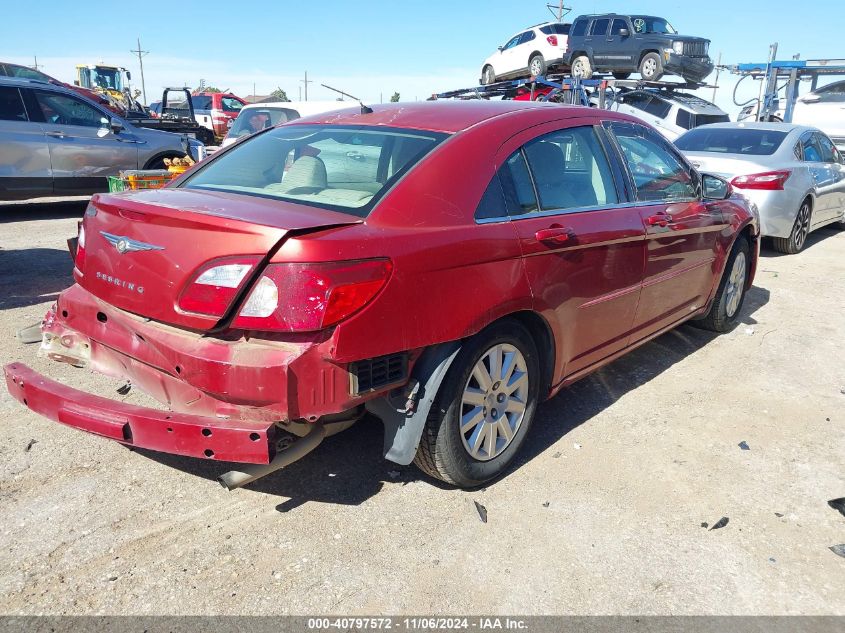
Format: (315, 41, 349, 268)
(77, 189, 361, 331)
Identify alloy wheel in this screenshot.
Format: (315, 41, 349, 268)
(793, 203, 811, 251)
(725, 251, 747, 318)
(530, 58, 543, 76)
(459, 344, 529, 461)
(642, 59, 657, 78)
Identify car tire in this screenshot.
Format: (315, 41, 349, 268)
(481, 65, 496, 85)
(612, 72, 632, 80)
(413, 319, 541, 488)
(772, 198, 812, 254)
(571, 55, 593, 79)
(639, 53, 664, 81)
(529, 54, 547, 77)
(692, 237, 751, 333)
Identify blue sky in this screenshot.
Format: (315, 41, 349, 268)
(2, 0, 843, 116)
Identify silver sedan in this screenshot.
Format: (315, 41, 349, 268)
(676, 122, 845, 254)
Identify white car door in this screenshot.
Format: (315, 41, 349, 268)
(497, 32, 529, 77)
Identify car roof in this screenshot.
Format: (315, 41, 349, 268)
(290, 100, 599, 134)
(576, 13, 659, 19)
(633, 90, 726, 114)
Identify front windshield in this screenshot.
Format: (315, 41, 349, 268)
(630, 16, 677, 34)
(226, 107, 298, 140)
(91, 68, 122, 91)
(183, 125, 448, 217)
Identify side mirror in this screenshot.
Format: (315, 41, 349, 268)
(110, 118, 124, 134)
(73, 80, 79, 86)
(619, 28, 629, 37)
(801, 94, 821, 103)
(126, 71, 132, 80)
(498, 46, 504, 51)
(702, 173, 731, 200)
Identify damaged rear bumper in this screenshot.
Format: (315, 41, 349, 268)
(4, 362, 277, 463)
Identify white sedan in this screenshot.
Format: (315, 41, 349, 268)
(480, 22, 570, 85)
(676, 122, 845, 254)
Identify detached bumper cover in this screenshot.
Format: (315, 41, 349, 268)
(4, 363, 276, 464)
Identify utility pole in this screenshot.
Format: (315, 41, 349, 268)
(711, 51, 722, 104)
(546, 1, 570, 21)
(130, 37, 149, 105)
(300, 71, 313, 101)
(31, 55, 43, 71)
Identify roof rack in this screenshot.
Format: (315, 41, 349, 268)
(431, 74, 709, 107)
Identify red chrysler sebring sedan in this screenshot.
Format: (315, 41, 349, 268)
(5, 101, 759, 489)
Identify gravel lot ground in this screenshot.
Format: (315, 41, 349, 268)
(1, 201, 844, 615)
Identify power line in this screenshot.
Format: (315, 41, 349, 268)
(130, 37, 149, 105)
(546, 1, 571, 21)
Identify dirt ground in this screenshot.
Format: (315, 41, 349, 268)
(1, 201, 843, 616)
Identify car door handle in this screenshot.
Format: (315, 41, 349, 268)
(45, 131, 66, 139)
(535, 225, 575, 245)
(646, 212, 673, 227)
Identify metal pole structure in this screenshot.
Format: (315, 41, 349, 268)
(301, 71, 313, 101)
(711, 51, 722, 104)
(32, 55, 42, 71)
(757, 43, 777, 121)
(130, 38, 149, 105)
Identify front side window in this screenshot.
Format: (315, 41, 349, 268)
(608, 122, 697, 202)
(630, 16, 677, 34)
(610, 19, 628, 36)
(34, 91, 108, 128)
(182, 125, 446, 217)
(503, 34, 521, 50)
(0, 87, 28, 122)
(221, 97, 243, 113)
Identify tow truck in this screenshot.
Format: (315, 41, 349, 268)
(123, 87, 216, 146)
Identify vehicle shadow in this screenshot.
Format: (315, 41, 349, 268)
(760, 226, 843, 258)
(0, 200, 88, 223)
(0, 247, 74, 310)
(134, 285, 771, 509)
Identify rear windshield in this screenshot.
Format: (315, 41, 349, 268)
(182, 125, 447, 217)
(539, 23, 570, 35)
(676, 128, 788, 155)
(226, 107, 301, 140)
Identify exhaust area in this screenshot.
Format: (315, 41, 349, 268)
(217, 423, 326, 491)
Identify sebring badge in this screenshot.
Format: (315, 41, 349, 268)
(100, 231, 165, 255)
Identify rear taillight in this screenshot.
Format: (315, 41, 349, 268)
(178, 256, 261, 316)
(547, 35, 558, 46)
(75, 224, 87, 272)
(730, 170, 791, 191)
(233, 259, 393, 332)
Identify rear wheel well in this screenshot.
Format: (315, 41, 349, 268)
(571, 50, 589, 61)
(143, 151, 186, 170)
(498, 311, 554, 399)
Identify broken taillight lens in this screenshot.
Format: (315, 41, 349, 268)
(178, 256, 261, 316)
(233, 259, 393, 332)
(75, 224, 87, 272)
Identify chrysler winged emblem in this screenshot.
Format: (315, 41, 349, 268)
(100, 232, 165, 255)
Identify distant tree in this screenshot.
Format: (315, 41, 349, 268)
(270, 87, 290, 102)
(390, 92, 400, 102)
(204, 86, 222, 93)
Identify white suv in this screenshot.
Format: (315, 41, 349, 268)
(604, 89, 729, 141)
(480, 22, 570, 85)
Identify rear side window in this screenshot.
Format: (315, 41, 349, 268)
(522, 127, 618, 211)
(500, 151, 538, 215)
(191, 95, 213, 110)
(590, 19, 610, 36)
(693, 113, 730, 127)
(608, 122, 697, 202)
(642, 97, 671, 119)
(800, 134, 822, 162)
(676, 109, 692, 130)
(0, 86, 27, 121)
(474, 176, 509, 221)
(540, 23, 570, 35)
(571, 19, 588, 37)
(520, 31, 536, 44)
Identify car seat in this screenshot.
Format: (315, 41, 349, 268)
(273, 156, 327, 194)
